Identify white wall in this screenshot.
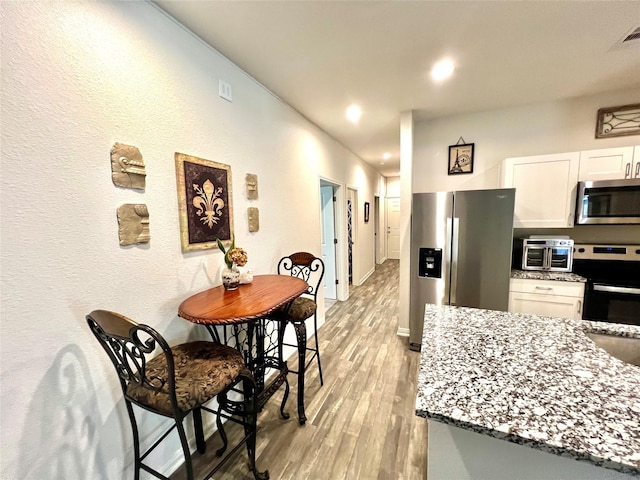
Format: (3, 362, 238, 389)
(413, 88, 640, 194)
(0, 2, 378, 478)
(346, 162, 380, 284)
(398, 88, 640, 334)
(398, 111, 415, 336)
(385, 176, 401, 197)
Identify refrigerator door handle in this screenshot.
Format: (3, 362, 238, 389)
(450, 217, 460, 306)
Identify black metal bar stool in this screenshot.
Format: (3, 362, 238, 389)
(276, 252, 325, 425)
(86, 309, 268, 480)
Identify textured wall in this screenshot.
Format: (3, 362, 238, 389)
(0, 2, 378, 478)
(413, 88, 640, 194)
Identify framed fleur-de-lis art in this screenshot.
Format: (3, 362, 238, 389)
(175, 152, 234, 252)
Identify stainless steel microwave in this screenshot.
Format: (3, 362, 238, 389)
(576, 179, 640, 225)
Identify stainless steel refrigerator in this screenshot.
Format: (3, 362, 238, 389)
(409, 188, 516, 351)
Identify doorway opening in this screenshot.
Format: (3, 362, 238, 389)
(320, 180, 338, 304)
(386, 197, 400, 260)
(374, 195, 381, 265)
(347, 187, 358, 285)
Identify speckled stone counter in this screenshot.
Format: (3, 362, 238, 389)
(511, 269, 587, 283)
(415, 304, 640, 476)
(586, 320, 640, 339)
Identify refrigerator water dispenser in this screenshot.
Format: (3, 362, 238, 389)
(419, 248, 442, 278)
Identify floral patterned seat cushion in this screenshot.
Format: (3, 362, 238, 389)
(126, 341, 246, 416)
(277, 296, 317, 322)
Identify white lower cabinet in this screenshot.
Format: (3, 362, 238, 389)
(508, 279, 585, 320)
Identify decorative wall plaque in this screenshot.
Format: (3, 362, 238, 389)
(117, 204, 150, 245)
(246, 173, 258, 200)
(248, 207, 259, 232)
(175, 152, 233, 252)
(111, 143, 146, 190)
(595, 104, 640, 138)
(448, 142, 474, 175)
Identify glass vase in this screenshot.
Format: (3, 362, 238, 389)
(221, 264, 240, 290)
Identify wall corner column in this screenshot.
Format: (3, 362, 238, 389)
(398, 111, 414, 337)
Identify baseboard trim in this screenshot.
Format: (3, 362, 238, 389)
(359, 267, 375, 285)
(396, 326, 410, 337)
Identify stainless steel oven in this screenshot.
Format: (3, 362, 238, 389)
(573, 244, 640, 326)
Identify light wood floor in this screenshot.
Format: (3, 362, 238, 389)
(173, 259, 428, 480)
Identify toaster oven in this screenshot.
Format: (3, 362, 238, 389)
(513, 238, 574, 272)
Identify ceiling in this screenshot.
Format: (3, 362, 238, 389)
(154, 1, 640, 177)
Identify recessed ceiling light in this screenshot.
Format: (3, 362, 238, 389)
(346, 105, 362, 123)
(383, 153, 391, 160)
(431, 59, 455, 82)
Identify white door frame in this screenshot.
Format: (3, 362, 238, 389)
(320, 176, 349, 301)
(320, 182, 337, 300)
(346, 186, 359, 286)
(374, 195, 382, 264)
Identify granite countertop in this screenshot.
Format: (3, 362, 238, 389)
(415, 304, 640, 476)
(511, 269, 587, 283)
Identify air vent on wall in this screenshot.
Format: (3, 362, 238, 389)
(611, 25, 640, 50)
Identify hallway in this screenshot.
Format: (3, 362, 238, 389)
(173, 259, 428, 479)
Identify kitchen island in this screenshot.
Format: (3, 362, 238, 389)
(415, 304, 640, 479)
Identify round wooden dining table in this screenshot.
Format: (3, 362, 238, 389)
(178, 274, 308, 414)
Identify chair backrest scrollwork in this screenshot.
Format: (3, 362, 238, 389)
(86, 310, 179, 414)
(277, 252, 325, 301)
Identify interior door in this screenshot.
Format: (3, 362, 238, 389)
(320, 184, 337, 299)
(386, 197, 400, 259)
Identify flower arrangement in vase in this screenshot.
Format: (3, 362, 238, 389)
(216, 237, 248, 290)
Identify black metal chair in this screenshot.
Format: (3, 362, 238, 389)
(86, 310, 268, 480)
(276, 252, 325, 425)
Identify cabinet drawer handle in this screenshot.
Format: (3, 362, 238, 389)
(625, 162, 631, 179)
(577, 300, 582, 314)
(635, 162, 640, 179)
(534, 286, 553, 291)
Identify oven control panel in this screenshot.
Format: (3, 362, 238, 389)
(574, 244, 640, 261)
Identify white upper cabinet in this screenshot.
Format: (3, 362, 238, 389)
(578, 146, 637, 181)
(502, 152, 580, 228)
